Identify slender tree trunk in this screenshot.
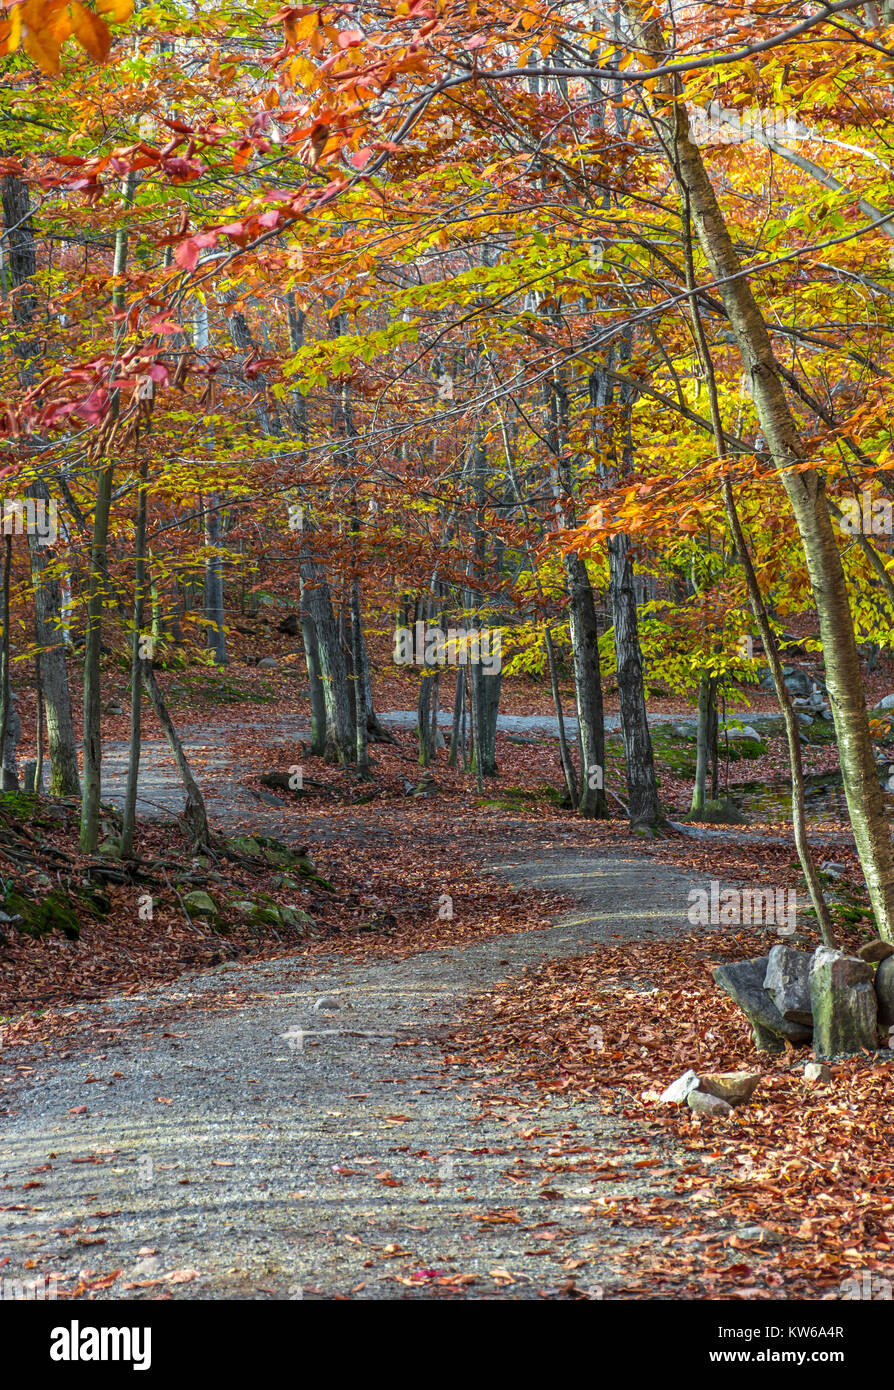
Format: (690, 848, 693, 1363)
(141, 663, 209, 849)
(350, 571, 370, 777)
(690, 676, 713, 817)
(623, 2, 894, 939)
(676, 212, 837, 940)
(564, 554, 608, 816)
(203, 494, 227, 666)
(448, 666, 465, 768)
(80, 459, 113, 851)
(298, 578, 327, 755)
(33, 652, 44, 793)
(0, 535, 15, 790)
(80, 174, 134, 851)
(607, 534, 660, 826)
(300, 558, 353, 764)
(359, 618, 394, 743)
(546, 627, 579, 803)
(121, 457, 147, 858)
(26, 479, 80, 795)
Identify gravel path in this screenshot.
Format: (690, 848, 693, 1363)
(0, 837, 712, 1300)
(1, 718, 766, 1300)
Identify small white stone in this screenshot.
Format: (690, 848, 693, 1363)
(659, 1068, 701, 1104)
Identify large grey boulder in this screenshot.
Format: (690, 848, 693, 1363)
(764, 945, 813, 1025)
(713, 956, 812, 1052)
(809, 947, 878, 1056)
(875, 956, 894, 1030)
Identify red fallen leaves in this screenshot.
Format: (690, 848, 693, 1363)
(450, 912, 894, 1298)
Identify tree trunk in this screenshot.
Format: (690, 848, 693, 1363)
(350, 571, 370, 777)
(79, 459, 113, 852)
(300, 558, 353, 764)
(607, 533, 660, 826)
(26, 479, 80, 796)
(121, 458, 147, 858)
(690, 675, 712, 817)
(298, 578, 327, 756)
(545, 627, 579, 803)
(623, 3, 894, 939)
(564, 553, 608, 816)
(203, 494, 227, 666)
(141, 663, 210, 849)
(0, 534, 16, 790)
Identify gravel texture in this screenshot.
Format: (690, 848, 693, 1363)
(0, 847, 707, 1300)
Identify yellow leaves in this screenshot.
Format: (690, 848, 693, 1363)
(65, 2, 111, 62)
(95, 0, 131, 19)
(1, 0, 128, 74)
(284, 10, 318, 46)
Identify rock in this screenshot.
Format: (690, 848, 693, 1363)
(182, 890, 219, 920)
(713, 955, 812, 1051)
(803, 1062, 831, 1084)
(875, 956, 894, 1029)
(809, 947, 877, 1056)
(670, 723, 697, 740)
(687, 1090, 733, 1118)
(820, 861, 847, 879)
(313, 995, 341, 1012)
(277, 614, 301, 636)
(659, 1068, 701, 1104)
(857, 940, 894, 964)
(5, 889, 80, 940)
(796, 711, 813, 727)
(734, 1226, 784, 1246)
(232, 900, 258, 917)
(103, 700, 124, 715)
(227, 834, 318, 875)
(878, 693, 894, 710)
(257, 657, 279, 670)
(252, 789, 287, 807)
(698, 1071, 761, 1106)
(270, 873, 303, 891)
(23, 759, 41, 794)
(723, 724, 761, 742)
(132, 1256, 160, 1275)
(687, 799, 750, 826)
(278, 905, 315, 930)
(764, 944, 813, 1025)
(782, 665, 814, 698)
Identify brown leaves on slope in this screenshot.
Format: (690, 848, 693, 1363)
(451, 925, 894, 1298)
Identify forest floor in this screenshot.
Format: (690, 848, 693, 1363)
(2, 657, 894, 1299)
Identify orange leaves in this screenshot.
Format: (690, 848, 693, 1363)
(0, 0, 131, 75)
(64, 2, 111, 63)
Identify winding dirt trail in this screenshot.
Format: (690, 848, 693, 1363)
(0, 728, 751, 1300)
